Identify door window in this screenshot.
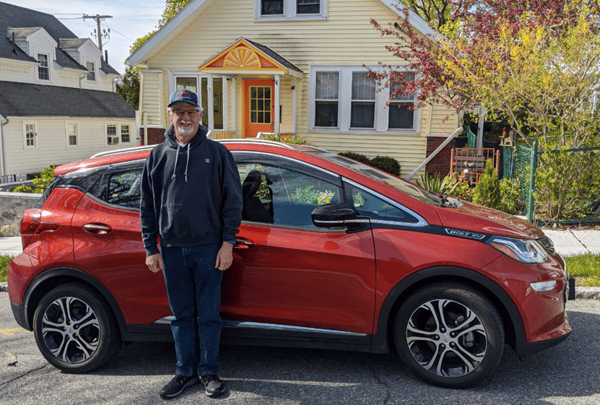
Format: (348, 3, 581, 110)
(238, 162, 341, 228)
(345, 182, 420, 223)
(89, 165, 143, 209)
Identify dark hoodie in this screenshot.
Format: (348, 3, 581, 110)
(140, 124, 243, 256)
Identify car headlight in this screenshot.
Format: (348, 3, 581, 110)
(487, 236, 548, 264)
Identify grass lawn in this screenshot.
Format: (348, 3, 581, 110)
(566, 254, 600, 287)
(1, 254, 599, 286)
(0, 255, 14, 283)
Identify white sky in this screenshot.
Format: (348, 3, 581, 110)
(3, 0, 166, 74)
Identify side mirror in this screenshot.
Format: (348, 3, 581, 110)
(311, 202, 359, 228)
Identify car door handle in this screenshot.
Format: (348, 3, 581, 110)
(235, 240, 253, 249)
(83, 224, 112, 234)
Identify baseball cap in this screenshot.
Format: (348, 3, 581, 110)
(168, 89, 200, 107)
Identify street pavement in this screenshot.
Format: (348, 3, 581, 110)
(1, 293, 600, 404)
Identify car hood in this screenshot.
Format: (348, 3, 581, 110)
(435, 201, 545, 239)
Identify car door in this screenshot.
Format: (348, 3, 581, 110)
(71, 161, 171, 326)
(222, 152, 376, 336)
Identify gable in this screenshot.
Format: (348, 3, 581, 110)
(127, 0, 438, 67)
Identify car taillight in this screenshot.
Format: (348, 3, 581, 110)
(20, 208, 41, 234)
(20, 208, 41, 248)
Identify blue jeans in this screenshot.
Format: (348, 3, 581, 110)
(160, 243, 223, 377)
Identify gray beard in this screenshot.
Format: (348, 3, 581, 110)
(177, 122, 194, 137)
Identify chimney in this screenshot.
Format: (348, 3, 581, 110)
(12, 32, 16, 54)
(104, 50, 108, 64)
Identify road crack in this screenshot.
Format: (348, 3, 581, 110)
(0, 363, 50, 386)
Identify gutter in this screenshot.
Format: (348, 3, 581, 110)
(0, 114, 7, 177)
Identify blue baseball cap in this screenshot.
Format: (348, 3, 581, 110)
(168, 89, 200, 107)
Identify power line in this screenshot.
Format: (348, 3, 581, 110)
(82, 14, 112, 53)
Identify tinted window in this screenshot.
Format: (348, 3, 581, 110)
(238, 162, 341, 228)
(88, 163, 143, 209)
(37, 167, 104, 209)
(346, 182, 420, 223)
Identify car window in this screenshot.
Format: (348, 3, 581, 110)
(345, 182, 420, 223)
(88, 164, 143, 210)
(106, 169, 143, 208)
(238, 162, 341, 228)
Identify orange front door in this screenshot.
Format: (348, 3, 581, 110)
(243, 79, 275, 138)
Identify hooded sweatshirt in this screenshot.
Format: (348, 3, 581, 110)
(140, 124, 243, 256)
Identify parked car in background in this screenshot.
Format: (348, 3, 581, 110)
(7, 140, 574, 388)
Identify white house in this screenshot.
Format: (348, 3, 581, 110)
(0, 1, 137, 182)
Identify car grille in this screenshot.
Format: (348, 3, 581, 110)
(538, 235, 556, 255)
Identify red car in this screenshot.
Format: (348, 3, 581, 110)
(8, 140, 573, 388)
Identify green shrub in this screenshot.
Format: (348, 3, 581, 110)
(13, 164, 56, 194)
(473, 159, 501, 208)
(535, 148, 600, 220)
(338, 151, 371, 165)
(498, 177, 524, 214)
(338, 152, 401, 177)
(370, 155, 401, 177)
(416, 172, 474, 202)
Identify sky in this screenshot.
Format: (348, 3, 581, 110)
(3, 0, 167, 74)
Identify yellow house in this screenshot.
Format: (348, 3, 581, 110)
(126, 0, 459, 177)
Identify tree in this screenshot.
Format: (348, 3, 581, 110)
(371, 0, 600, 220)
(399, 0, 453, 29)
(371, 0, 600, 148)
(119, 0, 193, 109)
(116, 66, 140, 109)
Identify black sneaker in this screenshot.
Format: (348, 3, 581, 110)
(159, 374, 199, 399)
(200, 375, 225, 397)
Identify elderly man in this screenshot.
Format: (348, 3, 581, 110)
(140, 89, 242, 399)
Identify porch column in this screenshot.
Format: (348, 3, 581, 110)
(207, 74, 214, 131)
(274, 74, 280, 134)
(292, 78, 297, 134)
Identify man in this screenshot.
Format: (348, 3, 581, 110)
(140, 89, 242, 400)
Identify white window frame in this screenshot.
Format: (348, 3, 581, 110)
(65, 122, 79, 148)
(120, 124, 131, 144)
(86, 61, 96, 81)
(308, 66, 420, 135)
(106, 124, 119, 145)
(168, 71, 229, 131)
(37, 53, 50, 81)
(255, 0, 327, 21)
(23, 122, 38, 149)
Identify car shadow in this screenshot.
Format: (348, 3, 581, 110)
(85, 302, 600, 404)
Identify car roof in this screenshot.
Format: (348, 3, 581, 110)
(53, 140, 326, 176)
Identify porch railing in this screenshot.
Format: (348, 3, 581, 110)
(450, 147, 500, 184)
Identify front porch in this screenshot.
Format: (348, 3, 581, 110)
(198, 38, 303, 140)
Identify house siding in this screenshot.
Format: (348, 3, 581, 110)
(139, 0, 459, 177)
(2, 117, 136, 175)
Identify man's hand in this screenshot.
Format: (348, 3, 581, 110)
(215, 242, 234, 271)
(146, 253, 164, 273)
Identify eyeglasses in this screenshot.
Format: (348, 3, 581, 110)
(173, 109, 199, 117)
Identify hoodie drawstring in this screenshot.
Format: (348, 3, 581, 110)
(184, 143, 190, 182)
(171, 143, 190, 182)
(171, 144, 180, 180)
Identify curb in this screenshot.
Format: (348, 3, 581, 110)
(1, 281, 599, 299)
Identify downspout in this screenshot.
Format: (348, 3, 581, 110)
(0, 115, 8, 178)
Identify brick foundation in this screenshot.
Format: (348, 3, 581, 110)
(139, 128, 166, 145)
(426, 136, 455, 177)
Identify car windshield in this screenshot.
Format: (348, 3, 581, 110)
(305, 150, 443, 206)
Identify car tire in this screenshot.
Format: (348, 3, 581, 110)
(33, 282, 121, 373)
(393, 282, 504, 388)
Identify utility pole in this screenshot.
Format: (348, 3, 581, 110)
(82, 14, 112, 54)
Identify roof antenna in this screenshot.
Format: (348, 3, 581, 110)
(12, 32, 17, 54)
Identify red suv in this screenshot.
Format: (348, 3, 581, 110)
(8, 140, 573, 388)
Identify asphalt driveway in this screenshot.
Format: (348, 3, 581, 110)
(2, 292, 600, 404)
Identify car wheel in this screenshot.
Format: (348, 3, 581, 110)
(393, 282, 504, 388)
(33, 282, 121, 373)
